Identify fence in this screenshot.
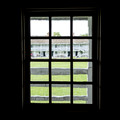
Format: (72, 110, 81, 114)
(30, 65, 92, 104)
(30, 68, 88, 75)
(31, 84, 91, 103)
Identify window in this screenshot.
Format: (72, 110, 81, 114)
(55, 44, 57, 48)
(22, 8, 101, 112)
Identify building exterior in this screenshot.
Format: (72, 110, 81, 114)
(31, 39, 90, 59)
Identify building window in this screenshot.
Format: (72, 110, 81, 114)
(55, 44, 57, 48)
(22, 8, 101, 112)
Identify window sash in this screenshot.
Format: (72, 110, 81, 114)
(23, 10, 99, 111)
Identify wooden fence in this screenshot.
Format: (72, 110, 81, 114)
(30, 63, 92, 103)
(30, 84, 92, 103)
(30, 68, 88, 75)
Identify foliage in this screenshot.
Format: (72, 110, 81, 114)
(53, 32, 61, 36)
(81, 33, 88, 36)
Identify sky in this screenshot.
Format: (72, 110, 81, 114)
(30, 20, 89, 36)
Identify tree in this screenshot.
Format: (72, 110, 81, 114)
(53, 32, 61, 36)
(81, 34, 88, 36)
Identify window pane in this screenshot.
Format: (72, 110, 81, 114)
(73, 16, 92, 36)
(30, 84, 49, 103)
(30, 17, 49, 36)
(31, 39, 49, 59)
(73, 62, 92, 82)
(52, 84, 70, 103)
(52, 39, 70, 59)
(30, 62, 49, 81)
(73, 39, 92, 59)
(52, 62, 70, 82)
(52, 17, 70, 36)
(73, 85, 92, 104)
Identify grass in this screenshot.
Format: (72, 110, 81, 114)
(31, 74, 87, 82)
(31, 75, 49, 81)
(52, 75, 70, 81)
(31, 87, 87, 96)
(30, 62, 48, 68)
(30, 62, 89, 103)
(30, 62, 88, 68)
(31, 86, 87, 104)
(31, 101, 86, 103)
(52, 62, 70, 68)
(73, 62, 88, 68)
(30, 62, 88, 82)
(31, 87, 49, 96)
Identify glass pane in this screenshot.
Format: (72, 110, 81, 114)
(30, 62, 49, 81)
(73, 62, 92, 82)
(73, 39, 92, 59)
(52, 62, 70, 82)
(52, 17, 70, 36)
(31, 39, 49, 59)
(73, 16, 92, 36)
(30, 84, 49, 103)
(52, 39, 70, 59)
(52, 84, 70, 103)
(73, 85, 92, 104)
(30, 17, 49, 36)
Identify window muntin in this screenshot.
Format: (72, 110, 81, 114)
(28, 16, 93, 104)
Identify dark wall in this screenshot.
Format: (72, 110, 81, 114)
(5, 0, 118, 116)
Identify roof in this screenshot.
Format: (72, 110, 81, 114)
(31, 39, 89, 44)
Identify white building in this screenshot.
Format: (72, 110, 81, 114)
(31, 39, 90, 59)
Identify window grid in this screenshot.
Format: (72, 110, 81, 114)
(29, 15, 93, 104)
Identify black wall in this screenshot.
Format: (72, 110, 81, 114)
(4, 0, 118, 117)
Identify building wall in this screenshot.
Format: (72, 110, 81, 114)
(31, 43, 89, 58)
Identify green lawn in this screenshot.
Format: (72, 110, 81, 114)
(30, 62, 88, 68)
(31, 86, 87, 104)
(30, 62, 88, 103)
(31, 74, 87, 82)
(31, 101, 86, 103)
(30, 62, 88, 82)
(31, 87, 87, 96)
